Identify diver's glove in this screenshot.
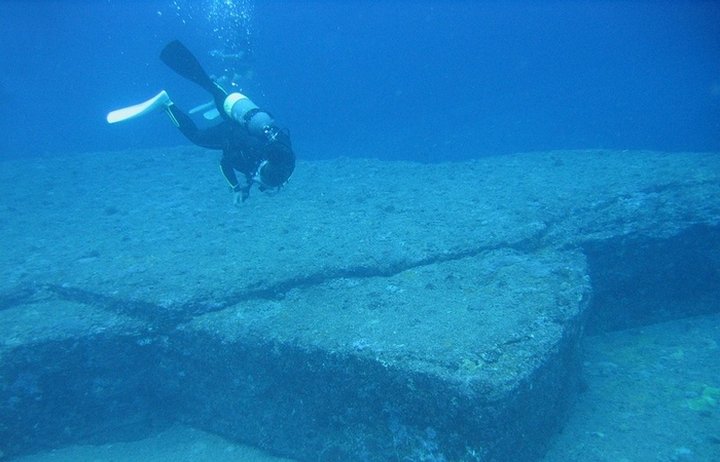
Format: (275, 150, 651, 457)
(231, 184, 250, 205)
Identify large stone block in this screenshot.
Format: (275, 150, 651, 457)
(0, 149, 718, 460)
(169, 249, 589, 460)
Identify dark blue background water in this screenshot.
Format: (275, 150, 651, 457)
(1, 0, 718, 162)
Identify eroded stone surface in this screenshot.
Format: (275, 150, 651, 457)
(1, 149, 717, 305)
(168, 248, 589, 460)
(0, 149, 717, 460)
(0, 299, 140, 358)
(183, 248, 588, 386)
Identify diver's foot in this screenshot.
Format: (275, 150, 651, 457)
(155, 90, 172, 107)
(211, 81, 229, 112)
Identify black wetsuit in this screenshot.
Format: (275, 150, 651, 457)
(166, 103, 295, 201)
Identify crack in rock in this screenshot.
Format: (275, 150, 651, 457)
(1, 235, 547, 332)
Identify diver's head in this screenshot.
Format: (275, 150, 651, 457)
(253, 138, 295, 190)
(223, 92, 274, 137)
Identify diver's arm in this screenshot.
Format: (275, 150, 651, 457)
(220, 156, 251, 202)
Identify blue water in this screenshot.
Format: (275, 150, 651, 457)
(0, 0, 718, 161)
(2, 3, 720, 461)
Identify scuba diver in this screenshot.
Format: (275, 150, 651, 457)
(107, 40, 295, 204)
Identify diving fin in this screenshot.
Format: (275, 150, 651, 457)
(189, 100, 221, 120)
(161, 40, 228, 110)
(160, 40, 216, 94)
(202, 108, 221, 120)
(106, 90, 171, 124)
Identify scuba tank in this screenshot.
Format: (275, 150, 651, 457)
(223, 92, 274, 137)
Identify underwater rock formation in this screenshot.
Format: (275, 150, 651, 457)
(1, 149, 718, 460)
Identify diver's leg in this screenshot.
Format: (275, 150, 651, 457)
(210, 81, 229, 116)
(166, 105, 196, 135)
(166, 105, 224, 150)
